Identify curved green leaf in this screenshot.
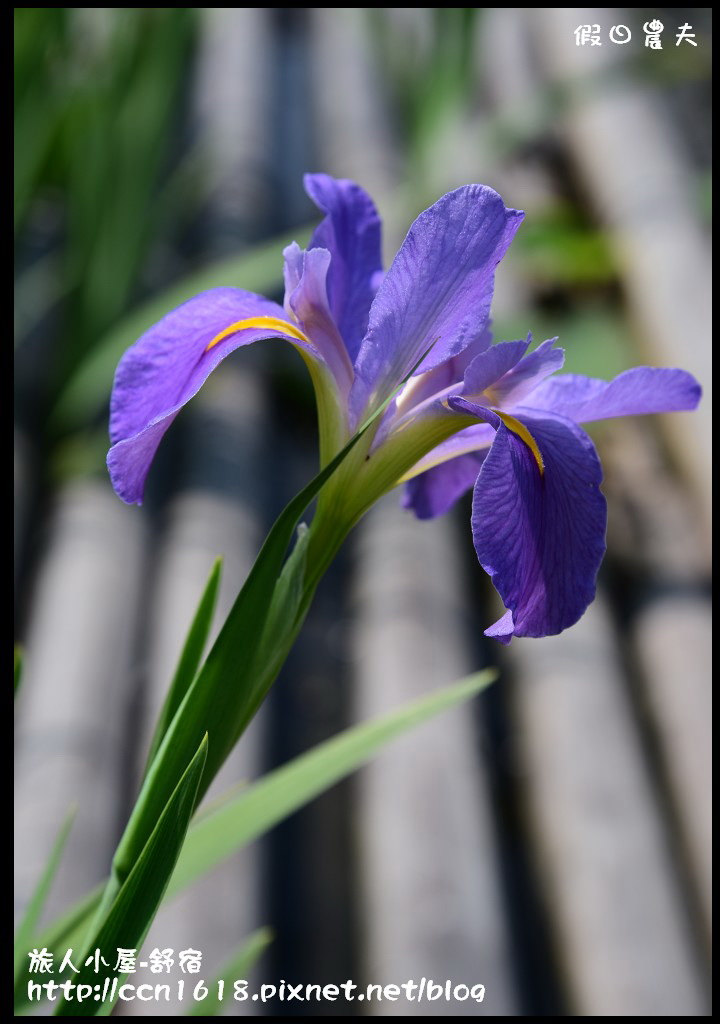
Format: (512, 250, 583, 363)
(14, 807, 76, 987)
(186, 928, 273, 1016)
(53, 736, 208, 1017)
(143, 558, 222, 776)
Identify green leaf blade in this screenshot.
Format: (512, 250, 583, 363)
(14, 807, 76, 987)
(31, 669, 497, 994)
(168, 670, 497, 898)
(52, 735, 208, 1017)
(110, 425, 372, 887)
(14, 645, 23, 696)
(143, 558, 222, 776)
(185, 928, 273, 1016)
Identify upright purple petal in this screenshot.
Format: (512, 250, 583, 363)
(283, 243, 354, 395)
(461, 336, 565, 408)
(489, 338, 565, 407)
(520, 367, 701, 423)
(108, 287, 324, 505)
(471, 412, 607, 642)
(350, 185, 523, 424)
(463, 338, 530, 397)
(304, 173, 383, 362)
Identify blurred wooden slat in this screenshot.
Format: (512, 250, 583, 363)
(480, 16, 712, 995)
(352, 496, 517, 1016)
(508, 594, 708, 1015)
(529, 7, 712, 541)
(601, 419, 711, 947)
(14, 480, 146, 925)
(309, 8, 398, 213)
(194, 7, 274, 246)
(632, 595, 712, 949)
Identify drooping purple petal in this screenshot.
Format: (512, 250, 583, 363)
(108, 287, 324, 505)
(284, 243, 354, 395)
(471, 411, 607, 642)
(519, 367, 701, 423)
(304, 173, 383, 362)
(350, 185, 524, 424)
(402, 450, 489, 520)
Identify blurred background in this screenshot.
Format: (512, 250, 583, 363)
(14, 8, 711, 1017)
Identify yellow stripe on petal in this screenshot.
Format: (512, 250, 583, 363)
(494, 410, 545, 476)
(205, 316, 311, 352)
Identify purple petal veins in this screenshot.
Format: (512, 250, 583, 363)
(304, 172, 383, 362)
(349, 185, 524, 424)
(106, 173, 701, 644)
(108, 287, 321, 504)
(471, 413, 607, 642)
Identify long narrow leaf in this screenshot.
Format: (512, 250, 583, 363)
(31, 668, 497, 989)
(143, 558, 222, 776)
(185, 928, 273, 1016)
(109, 421, 374, 888)
(14, 807, 76, 985)
(29, 885, 103, 961)
(52, 735, 208, 1017)
(168, 670, 496, 897)
(14, 646, 23, 696)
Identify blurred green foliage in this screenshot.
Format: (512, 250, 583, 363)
(368, 8, 479, 162)
(14, 8, 197, 393)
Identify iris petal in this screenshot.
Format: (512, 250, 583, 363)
(471, 412, 607, 641)
(489, 338, 565, 407)
(304, 173, 383, 362)
(283, 243, 354, 395)
(402, 450, 489, 520)
(108, 287, 327, 505)
(519, 366, 701, 422)
(350, 185, 523, 425)
(463, 338, 531, 397)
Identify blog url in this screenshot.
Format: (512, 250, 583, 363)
(28, 977, 486, 1005)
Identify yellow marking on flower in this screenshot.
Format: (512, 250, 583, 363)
(205, 316, 310, 352)
(494, 410, 545, 476)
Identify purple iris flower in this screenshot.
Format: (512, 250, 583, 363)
(107, 173, 700, 643)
